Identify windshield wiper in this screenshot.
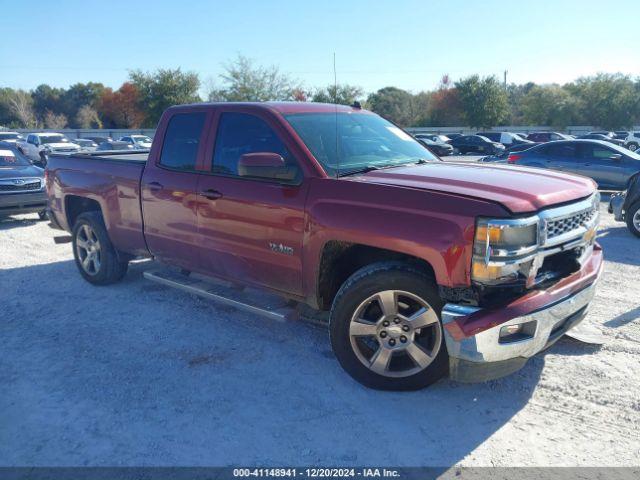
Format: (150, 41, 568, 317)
(337, 165, 382, 177)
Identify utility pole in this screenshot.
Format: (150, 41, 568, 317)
(503, 70, 508, 89)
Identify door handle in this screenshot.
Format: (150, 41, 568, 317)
(200, 188, 223, 200)
(147, 181, 163, 191)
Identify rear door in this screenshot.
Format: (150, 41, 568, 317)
(195, 109, 308, 295)
(141, 110, 210, 270)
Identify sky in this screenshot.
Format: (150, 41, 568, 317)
(1, 0, 639, 96)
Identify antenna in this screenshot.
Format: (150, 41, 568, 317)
(333, 52, 339, 179)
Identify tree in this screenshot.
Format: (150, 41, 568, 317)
(31, 84, 65, 121)
(420, 76, 464, 126)
(98, 83, 145, 128)
(130, 68, 201, 126)
(367, 87, 421, 127)
(208, 55, 302, 102)
(455, 75, 509, 128)
(311, 84, 364, 105)
(76, 105, 103, 129)
(43, 110, 68, 129)
(521, 85, 580, 128)
(6, 90, 37, 128)
(60, 82, 105, 127)
(567, 73, 639, 129)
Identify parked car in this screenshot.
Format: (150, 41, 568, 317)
(17, 132, 80, 164)
(579, 133, 625, 147)
(414, 134, 451, 144)
(46, 102, 602, 390)
(613, 131, 629, 141)
(0, 131, 24, 144)
(448, 135, 505, 155)
(0, 146, 47, 220)
(416, 138, 453, 156)
(72, 139, 98, 151)
(507, 140, 640, 190)
(82, 136, 112, 146)
(118, 135, 153, 149)
(526, 132, 572, 142)
(609, 172, 640, 237)
(476, 131, 534, 147)
(623, 132, 640, 152)
(443, 133, 463, 140)
(96, 140, 134, 151)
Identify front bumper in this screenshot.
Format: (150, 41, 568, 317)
(441, 245, 603, 382)
(0, 191, 47, 216)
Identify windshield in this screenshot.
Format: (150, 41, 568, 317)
(132, 135, 152, 143)
(40, 135, 69, 144)
(604, 142, 640, 160)
(0, 150, 30, 167)
(284, 112, 438, 176)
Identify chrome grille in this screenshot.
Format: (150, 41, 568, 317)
(0, 178, 42, 193)
(546, 205, 597, 240)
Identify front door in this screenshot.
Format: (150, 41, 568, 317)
(577, 143, 629, 189)
(196, 110, 308, 296)
(141, 111, 208, 270)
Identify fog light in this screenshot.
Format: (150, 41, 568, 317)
(499, 320, 537, 343)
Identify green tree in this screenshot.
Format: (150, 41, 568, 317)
(31, 84, 65, 121)
(60, 82, 105, 127)
(367, 87, 421, 127)
(208, 55, 301, 102)
(521, 85, 580, 128)
(311, 84, 364, 105)
(130, 68, 201, 126)
(567, 73, 639, 129)
(455, 75, 509, 128)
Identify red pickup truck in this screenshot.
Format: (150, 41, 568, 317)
(46, 102, 603, 390)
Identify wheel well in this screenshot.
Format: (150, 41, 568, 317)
(316, 241, 436, 311)
(65, 196, 102, 229)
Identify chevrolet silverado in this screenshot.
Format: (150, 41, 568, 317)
(46, 102, 603, 390)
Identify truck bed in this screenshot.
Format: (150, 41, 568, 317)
(46, 150, 149, 256)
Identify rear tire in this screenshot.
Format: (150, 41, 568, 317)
(626, 202, 640, 238)
(329, 262, 448, 390)
(72, 212, 129, 285)
(627, 143, 638, 152)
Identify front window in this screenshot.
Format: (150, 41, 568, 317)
(284, 112, 437, 176)
(39, 135, 70, 145)
(131, 135, 152, 143)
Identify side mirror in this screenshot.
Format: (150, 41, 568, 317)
(610, 154, 622, 161)
(238, 152, 298, 182)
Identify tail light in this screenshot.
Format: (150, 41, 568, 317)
(507, 154, 522, 163)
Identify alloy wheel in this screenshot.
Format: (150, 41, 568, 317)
(348, 290, 442, 378)
(76, 224, 102, 275)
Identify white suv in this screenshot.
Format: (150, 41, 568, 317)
(624, 132, 640, 152)
(17, 133, 80, 163)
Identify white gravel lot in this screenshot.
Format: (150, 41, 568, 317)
(0, 198, 638, 467)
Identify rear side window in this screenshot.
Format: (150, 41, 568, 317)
(212, 112, 292, 176)
(159, 112, 206, 171)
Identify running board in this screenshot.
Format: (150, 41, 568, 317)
(143, 268, 328, 327)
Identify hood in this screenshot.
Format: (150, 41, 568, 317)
(45, 142, 80, 150)
(0, 164, 44, 180)
(349, 162, 595, 214)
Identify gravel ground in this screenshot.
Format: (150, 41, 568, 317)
(0, 198, 639, 467)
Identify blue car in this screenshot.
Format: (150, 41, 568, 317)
(507, 139, 640, 190)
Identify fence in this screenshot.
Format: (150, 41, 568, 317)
(406, 126, 640, 136)
(13, 128, 156, 140)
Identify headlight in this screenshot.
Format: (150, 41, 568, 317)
(472, 217, 539, 285)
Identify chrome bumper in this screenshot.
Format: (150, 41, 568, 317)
(442, 282, 597, 382)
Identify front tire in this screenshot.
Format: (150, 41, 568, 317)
(626, 202, 640, 238)
(627, 143, 638, 152)
(72, 212, 129, 285)
(329, 262, 448, 390)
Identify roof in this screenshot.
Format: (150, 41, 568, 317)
(172, 101, 369, 115)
